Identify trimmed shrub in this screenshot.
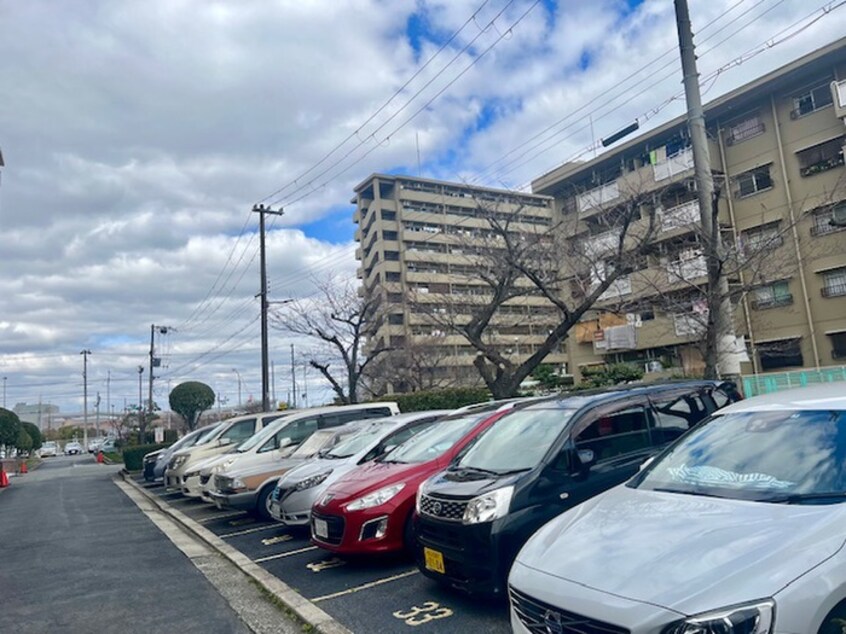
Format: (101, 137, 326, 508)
(377, 387, 491, 412)
(122, 443, 171, 472)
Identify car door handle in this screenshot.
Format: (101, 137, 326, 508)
(559, 492, 569, 500)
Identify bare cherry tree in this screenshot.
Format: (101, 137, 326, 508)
(271, 275, 390, 404)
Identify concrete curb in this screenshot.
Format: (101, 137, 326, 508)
(119, 471, 353, 634)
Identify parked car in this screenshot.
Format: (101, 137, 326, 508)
(88, 438, 106, 453)
(310, 400, 532, 556)
(271, 410, 450, 526)
(98, 438, 117, 453)
(64, 441, 83, 455)
(146, 425, 219, 483)
(415, 380, 740, 595)
(506, 384, 846, 634)
(39, 441, 59, 458)
(209, 424, 366, 519)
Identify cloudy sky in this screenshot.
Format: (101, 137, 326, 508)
(1, 0, 843, 419)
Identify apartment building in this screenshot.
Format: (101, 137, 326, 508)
(532, 37, 846, 382)
(352, 174, 562, 393)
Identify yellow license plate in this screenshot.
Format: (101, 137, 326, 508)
(423, 547, 445, 574)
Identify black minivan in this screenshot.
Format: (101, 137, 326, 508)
(413, 380, 740, 595)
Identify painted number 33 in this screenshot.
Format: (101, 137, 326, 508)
(393, 601, 453, 626)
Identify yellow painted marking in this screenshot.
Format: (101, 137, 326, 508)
(261, 534, 293, 546)
(312, 570, 419, 603)
(393, 601, 454, 627)
(306, 556, 346, 573)
(254, 546, 317, 563)
(219, 524, 281, 539)
(197, 511, 245, 524)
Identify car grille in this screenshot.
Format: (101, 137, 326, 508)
(419, 493, 468, 522)
(509, 586, 630, 634)
(311, 511, 345, 545)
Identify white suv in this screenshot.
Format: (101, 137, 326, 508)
(509, 384, 846, 634)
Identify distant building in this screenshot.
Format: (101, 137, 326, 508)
(13, 402, 60, 430)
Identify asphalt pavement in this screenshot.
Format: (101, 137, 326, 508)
(0, 455, 281, 633)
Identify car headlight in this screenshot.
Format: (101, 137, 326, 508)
(663, 599, 774, 634)
(462, 486, 514, 524)
(295, 470, 333, 491)
(346, 483, 406, 511)
(185, 469, 201, 478)
(416, 476, 435, 514)
(231, 477, 246, 490)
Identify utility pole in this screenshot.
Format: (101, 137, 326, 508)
(148, 325, 171, 420)
(137, 365, 144, 441)
(253, 203, 284, 413)
(95, 392, 101, 438)
(80, 349, 92, 452)
(271, 360, 276, 408)
(301, 362, 307, 408)
(674, 0, 740, 380)
(290, 344, 297, 409)
(106, 370, 111, 428)
(231, 368, 242, 408)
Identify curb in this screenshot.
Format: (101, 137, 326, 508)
(119, 472, 353, 634)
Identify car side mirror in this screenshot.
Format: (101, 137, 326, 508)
(217, 438, 232, 447)
(577, 449, 595, 466)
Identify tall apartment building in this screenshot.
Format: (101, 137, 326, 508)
(532, 37, 846, 382)
(352, 174, 562, 393)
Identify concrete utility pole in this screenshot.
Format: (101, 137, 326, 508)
(148, 325, 171, 420)
(253, 203, 285, 413)
(290, 344, 297, 409)
(137, 365, 144, 439)
(95, 393, 101, 438)
(674, 0, 741, 379)
(80, 349, 92, 451)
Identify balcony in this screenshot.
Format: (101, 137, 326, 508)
(597, 276, 632, 301)
(653, 147, 694, 182)
(751, 294, 793, 310)
(583, 228, 622, 257)
(660, 200, 700, 233)
(673, 313, 706, 337)
(666, 254, 707, 282)
(577, 180, 619, 214)
(822, 283, 846, 298)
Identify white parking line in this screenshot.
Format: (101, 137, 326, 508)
(311, 570, 419, 603)
(219, 524, 283, 539)
(197, 511, 246, 524)
(254, 546, 318, 563)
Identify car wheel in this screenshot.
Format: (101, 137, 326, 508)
(256, 484, 276, 522)
(821, 602, 846, 634)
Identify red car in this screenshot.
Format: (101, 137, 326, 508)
(310, 402, 522, 555)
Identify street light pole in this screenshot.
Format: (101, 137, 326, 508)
(253, 203, 284, 413)
(80, 350, 92, 452)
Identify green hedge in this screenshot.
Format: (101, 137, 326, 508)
(122, 443, 171, 472)
(378, 387, 491, 412)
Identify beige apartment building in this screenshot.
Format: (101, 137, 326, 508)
(352, 174, 562, 392)
(532, 37, 846, 383)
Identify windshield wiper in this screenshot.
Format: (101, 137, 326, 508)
(456, 466, 501, 476)
(761, 492, 846, 504)
(377, 458, 407, 464)
(648, 487, 731, 499)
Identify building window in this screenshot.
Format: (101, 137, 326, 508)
(385, 272, 401, 282)
(758, 338, 803, 371)
(829, 332, 846, 360)
(381, 210, 396, 221)
(791, 82, 834, 118)
(797, 137, 845, 177)
(734, 165, 773, 198)
(811, 201, 846, 236)
(387, 292, 403, 303)
(726, 114, 765, 145)
(388, 314, 404, 325)
(382, 230, 398, 241)
(741, 222, 782, 254)
(751, 280, 792, 310)
(384, 251, 400, 261)
(821, 267, 846, 298)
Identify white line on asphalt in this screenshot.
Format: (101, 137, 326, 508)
(311, 570, 420, 603)
(197, 511, 246, 524)
(219, 524, 283, 538)
(254, 546, 318, 563)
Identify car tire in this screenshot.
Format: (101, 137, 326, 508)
(403, 511, 417, 554)
(820, 602, 846, 634)
(256, 484, 276, 522)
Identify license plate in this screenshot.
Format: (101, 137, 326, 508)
(423, 547, 445, 574)
(314, 518, 329, 539)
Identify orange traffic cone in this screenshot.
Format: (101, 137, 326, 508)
(0, 466, 9, 488)
(96, 451, 104, 464)
(19, 461, 27, 474)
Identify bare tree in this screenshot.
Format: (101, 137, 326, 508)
(408, 187, 661, 399)
(367, 337, 463, 395)
(271, 275, 390, 404)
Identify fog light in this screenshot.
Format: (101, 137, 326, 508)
(360, 516, 389, 541)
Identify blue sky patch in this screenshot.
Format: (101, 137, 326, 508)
(297, 205, 355, 244)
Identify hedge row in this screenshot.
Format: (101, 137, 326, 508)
(378, 387, 491, 412)
(122, 443, 172, 471)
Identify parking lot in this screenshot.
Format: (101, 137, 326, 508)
(133, 476, 510, 634)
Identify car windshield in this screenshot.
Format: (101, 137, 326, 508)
(380, 414, 484, 464)
(633, 409, 846, 503)
(457, 408, 576, 473)
(234, 416, 289, 453)
(289, 430, 337, 459)
(324, 421, 394, 459)
(195, 424, 224, 445)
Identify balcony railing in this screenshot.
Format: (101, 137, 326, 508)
(577, 181, 619, 214)
(743, 234, 784, 254)
(583, 229, 622, 257)
(673, 313, 706, 337)
(799, 153, 844, 177)
(751, 294, 793, 310)
(660, 200, 700, 232)
(666, 255, 708, 282)
(597, 276, 632, 300)
(810, 218, 846, 236)
(822, 283, 846, 298)
(653, 147, 694, 182)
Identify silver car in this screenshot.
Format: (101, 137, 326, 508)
(270, 411, 449, 525)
